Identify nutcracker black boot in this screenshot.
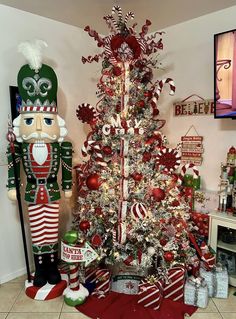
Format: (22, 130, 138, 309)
(46, 251, 61, 285)
(33, 254, 47, 287)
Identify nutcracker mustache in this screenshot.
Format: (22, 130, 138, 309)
(22, 132, 57, 141)
(13, 114, 68, 143)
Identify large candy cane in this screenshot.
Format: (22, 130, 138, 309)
(152, 78, 175, 104)
(68, 264, 80, 291)
(82, 136, 107, 167)
(175, 163, 199, 186)
(180, 163, 199, 179)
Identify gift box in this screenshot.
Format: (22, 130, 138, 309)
(183, 174, 201, 190)
(199, 265, 228, 298)
(163, 266, 186, 302)
(111, 274, 141, 295)
(191, 212, 209, 237)
(184, 276, 208, 308)
(111, 262, 141, 295)
(85, 268, 111, 299)
(137, 278, 163, 310)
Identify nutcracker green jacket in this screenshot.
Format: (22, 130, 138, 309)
(7, 141, 72, 204)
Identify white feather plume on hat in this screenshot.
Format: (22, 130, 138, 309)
(18, 39, 48, 72)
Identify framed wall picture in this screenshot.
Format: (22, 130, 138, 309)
(9, 85, 21, 121)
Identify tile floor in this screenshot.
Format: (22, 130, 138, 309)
(1, 275, 236, 319)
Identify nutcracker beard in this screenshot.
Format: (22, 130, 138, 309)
(28, 202, 61, 287)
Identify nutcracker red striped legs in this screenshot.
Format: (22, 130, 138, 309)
(29, 202, 61, 287)
(63, 263, 89, 306)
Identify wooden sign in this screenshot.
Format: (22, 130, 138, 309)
(173, 99, 214, 117)
(61, 241, 98, 266)
(181, 136, 204, 166)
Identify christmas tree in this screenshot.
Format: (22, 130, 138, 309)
(73, 6, 196, 283)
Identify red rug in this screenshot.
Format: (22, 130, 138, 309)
(77, 292, 197, 319)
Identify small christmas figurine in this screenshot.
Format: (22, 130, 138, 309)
(7, 40, 73, 295)
(218, 147, 236, 212)
(227, 146, 236, 166)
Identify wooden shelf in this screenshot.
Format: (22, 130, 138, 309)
(217, 240, 236, 253)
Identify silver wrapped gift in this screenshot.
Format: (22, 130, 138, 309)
(184, 276, 209, 308)
(110, 262, 142, 295)
(111, 274, 141, 294)
(199, 264, 228, 298)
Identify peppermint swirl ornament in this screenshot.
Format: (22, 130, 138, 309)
(130, 202, 147, 220)
(76, 103, 97, 124)
(156, 148, 181, 173)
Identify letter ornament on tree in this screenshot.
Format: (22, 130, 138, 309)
(7, 40, 72, 300)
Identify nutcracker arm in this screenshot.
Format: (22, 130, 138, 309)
(61, 141, 73, 191)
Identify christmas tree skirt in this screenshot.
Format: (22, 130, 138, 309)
(76, 292, 197, 319)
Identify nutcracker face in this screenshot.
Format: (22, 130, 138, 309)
(13, 112, 67, 143)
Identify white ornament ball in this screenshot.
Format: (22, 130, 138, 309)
(147, 247, 156, 256)
(130, 202, 147, 220)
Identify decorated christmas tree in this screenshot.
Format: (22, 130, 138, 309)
(72, 6, 197, 276)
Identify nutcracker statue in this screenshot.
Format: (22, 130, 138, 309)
(7, 40, 73, 291)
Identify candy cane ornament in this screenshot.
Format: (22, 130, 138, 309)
(112, 5, 123, 20)
(152, 78, 176, 104)
(82, 137, 107, 167)
(124, 11, 135, 24)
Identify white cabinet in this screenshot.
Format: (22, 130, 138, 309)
(209, 211, 236, 286)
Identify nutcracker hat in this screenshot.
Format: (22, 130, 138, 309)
(17, 40, 57, 114)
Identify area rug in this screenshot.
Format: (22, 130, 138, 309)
(77, 292, 197, 319)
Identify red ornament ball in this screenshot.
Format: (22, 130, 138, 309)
(142, 152, 152, 162)
(152, 188, 165, 202)
(91, 234, 102, 247)
(164, 251, 174, 262)
(86, 173, 101, 190)
(79, 220, 90, 232)
(102, 146, 113, 156)
(132, 172, 143, 182)
(94, 207, 103, 216)
(113, 66, 122, 76)
(160, 238, 168, 246)
(136, 100, 145, 108)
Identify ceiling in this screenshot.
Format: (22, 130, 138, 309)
(0, 0, 236, 33)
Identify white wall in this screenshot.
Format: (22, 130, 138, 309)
(158, 6, 236, 191)
(1, 3, 236, 283)
(0, 4, 99, 283)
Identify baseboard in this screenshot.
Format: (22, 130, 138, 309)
(0, 265, 33, 284)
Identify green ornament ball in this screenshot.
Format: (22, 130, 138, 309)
(63, 230, 78, 245)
